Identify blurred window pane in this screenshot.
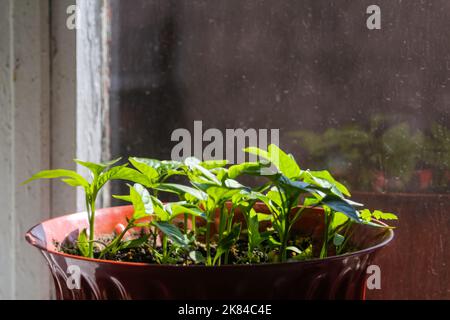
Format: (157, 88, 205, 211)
(107, 0, 450, 299)
(109, 0, 450, 194)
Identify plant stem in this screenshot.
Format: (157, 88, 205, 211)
(184, 213, 188, 234)
(337, 221, 354, 255)
(320, 210, 332, 258)
(192, 216, 196, 234)
(206, 219, 211, 266)
(216, 205, 227, 265)
(104, 218, 135, 258)
(218, 204, 226, 242)
(152, 225, 158, 249)
(162, 234, 168, 262)
(280, 223, 289, 262)
(224, 206, 234, 265)
(288, 206, 305, 233)
(88, 198, 96, 258)
(279, 195, 291, 262)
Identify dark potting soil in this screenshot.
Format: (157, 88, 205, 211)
(53, 231, 326, 265)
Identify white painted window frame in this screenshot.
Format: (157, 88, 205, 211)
(0, 0, 110, 299)
(76, 0, 111, 209)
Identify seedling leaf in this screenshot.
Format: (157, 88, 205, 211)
(77, 228, 90, 257)
(153, 221, 189, 248)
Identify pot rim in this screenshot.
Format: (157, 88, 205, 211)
(25, 206, 394, 269)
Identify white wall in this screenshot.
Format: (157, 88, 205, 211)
(0, 0, 79, 299)
(0, 0, 15, 300)
(0, 0, 51, 299)
(51, 0, 78, 216)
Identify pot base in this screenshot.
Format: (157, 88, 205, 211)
(26, 205, 393, 300)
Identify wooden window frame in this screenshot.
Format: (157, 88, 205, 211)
(0, 0, 110, 299)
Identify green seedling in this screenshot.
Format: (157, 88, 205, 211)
(25, 145, 397, 265)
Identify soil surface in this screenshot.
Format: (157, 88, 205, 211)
(54, 231, 324, 265)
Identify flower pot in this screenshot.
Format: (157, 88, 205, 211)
(416, 169, 433, 190)
(25, 204, 393, 300)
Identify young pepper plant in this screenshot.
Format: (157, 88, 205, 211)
(23, 158, 152, 258)
(109, 182, 206, 263)
(24, 145, 397, 265)
(163, 157, 244, 266)
(243, 144, 366, 261)
(109, 156, 208, 262)
(139, 157, 251, 266)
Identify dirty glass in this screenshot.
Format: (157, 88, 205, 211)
(108, 1, 450, 299)
(109, 0, 450, 194)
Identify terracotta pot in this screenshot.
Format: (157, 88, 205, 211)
(25, 204, 393, 300)
(416, 169, 433, 190)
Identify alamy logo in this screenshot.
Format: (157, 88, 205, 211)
(66, 4, 79, 30)
(366, 264, 381, 290)
(66, 265, 81, 290)
(366, 5, 381, 30)
(171, 121, 279, 165)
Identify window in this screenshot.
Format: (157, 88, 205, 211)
(107, 0, 450, 299)
(1, 0, 447, 300)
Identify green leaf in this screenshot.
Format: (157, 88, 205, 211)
(200, 160, 228, 169)
(117, 234, 150, 251)
(185, 157, 220, 184)
(320, 195, 360, 221)
(115, 184, 153, 220)
(228, 162, 265, 179)
(161, 160, 185, 175)
(360, 209, 398, 222)
(130, 158, 162, 170)
(268, 236, 281, 246)
(277, 175, 310, 192)
(245, 145, 301, 179)
(189, 251, 206, 264)
(153, 204, 170, 221)
(77, 228, 90, 257)
(331, 212, 349, 229)
(128, 158, 184, 176)
(61, 178, 86, 188)
(360, 209, 372, 221)
(223, 179, 247, 190)
(153, 221, 189, 248)
(74, 157, 121, 178)
(164, 202, 206, 221)
(267, 144, 301, 179)
(265, 187, 285, 207)
(131, 184, 153, 219)
(112, 194, 131, 202)
(373, 210, 398, 220)
(345, 199, 364, 207)
(243, 146, 270, 160)
(289, 244, 313, 261)
(214, 223, 241, 264)
(257, 213, 273, 222)
(97, 166, 152, 190)
(22, 169, 89, 189)
(247, 210, 265, 251)
(286, 246, 303, 255)
(103, 158, 124, 166)
(156, 183, 208, 201)
(129, 157, 159, 182)
(303, 196, 319, 207)
(333, 233, 345, 246)
(204, 186, 240, 204)
(302, 170, 350, 198)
